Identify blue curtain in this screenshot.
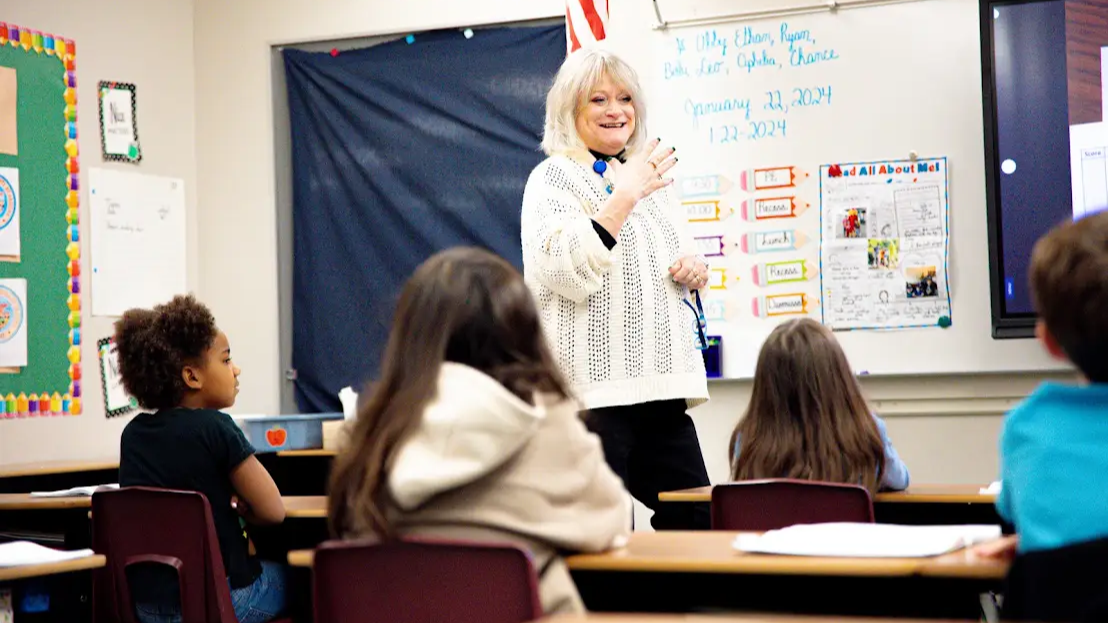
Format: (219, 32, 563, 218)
(284, 24, 565, 412)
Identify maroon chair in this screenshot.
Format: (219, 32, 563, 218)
(312, 537, 543, 623)
(710, 479, 874, 531)
(91, 486, 291, 623)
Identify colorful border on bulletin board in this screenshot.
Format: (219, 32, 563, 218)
(97, 81, 141, 163)
(0, 22, 82, 418)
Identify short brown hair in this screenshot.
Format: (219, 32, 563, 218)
(1029, 212, 1108, 382)
(113, 294, 218, 410)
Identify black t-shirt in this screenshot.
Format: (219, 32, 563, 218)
(120, 407, 259, 589)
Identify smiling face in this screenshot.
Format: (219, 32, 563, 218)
(575, 74, 636, 156)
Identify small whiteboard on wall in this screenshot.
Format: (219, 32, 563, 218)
(89, 168, 186, 317)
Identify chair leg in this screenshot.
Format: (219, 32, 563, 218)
(979, 591, 1002, 623)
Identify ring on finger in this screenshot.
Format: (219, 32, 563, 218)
(648, 160, 658, 170)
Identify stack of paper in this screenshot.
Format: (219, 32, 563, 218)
(733, 522, 1003, 558)
(0, 541, 95, 567)
(30, 483, 119, 498)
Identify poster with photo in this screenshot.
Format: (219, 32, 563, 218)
(819, 158, 952, 330)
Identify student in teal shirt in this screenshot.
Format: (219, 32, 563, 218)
(996, 212, 1108, 554)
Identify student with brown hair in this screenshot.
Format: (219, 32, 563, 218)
(115, 294, 288, 623)
(992, 211, 1108, 555)
(328, 247, 631, 615)
(728, 317, 909, 494)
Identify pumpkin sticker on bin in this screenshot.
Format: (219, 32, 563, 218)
(265, 426, 288, 447)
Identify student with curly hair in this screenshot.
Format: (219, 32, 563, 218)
(115, 294, 287, 623)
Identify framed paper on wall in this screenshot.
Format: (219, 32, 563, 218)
(97, 336, 136, 417)
(98, 81, 140, 163)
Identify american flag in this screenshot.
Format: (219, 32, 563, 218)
(566, 0, 609, 53)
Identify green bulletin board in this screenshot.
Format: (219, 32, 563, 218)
(0, 22, 81, 418)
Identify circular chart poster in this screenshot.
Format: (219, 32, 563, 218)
(0, 170, 16, 232)
(0, 284, 25, 344)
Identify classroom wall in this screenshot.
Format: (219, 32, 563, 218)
(0, 0, 1070, 489)
(191, 0, 1074, 501)
(0, 0, 199, 465)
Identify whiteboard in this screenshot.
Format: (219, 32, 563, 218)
(89, 168, 187, 317)
(622, 0, 1067, 378)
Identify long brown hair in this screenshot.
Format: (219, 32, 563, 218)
(327, 247, 571, 538)
(728, 318, 885, 493)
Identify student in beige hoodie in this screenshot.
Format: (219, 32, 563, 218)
(328, 246, 632, 615)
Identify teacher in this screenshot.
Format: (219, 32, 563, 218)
(520, 47, 711, 530)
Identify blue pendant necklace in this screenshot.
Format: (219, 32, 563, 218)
(590, 149, 624, 195)
(593, 160, 614, 195)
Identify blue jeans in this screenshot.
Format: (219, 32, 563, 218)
(134, 560, 288, 623)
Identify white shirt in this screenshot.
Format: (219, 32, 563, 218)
(520, 151, 709, 411)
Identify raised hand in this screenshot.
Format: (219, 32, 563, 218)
(610, 138, 677, 203)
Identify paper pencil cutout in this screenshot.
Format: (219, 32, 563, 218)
(740, 196, 810, 221)
(740, 166, 809, 191)
(739, 230, 809, 254)
(702, 297, 740, 322)
(680, 174, 733, 199)
(707, 267, 729, 290)
(752, 293, 810, 317)
(683, 199, 733, 222)
(693, 234, 740, 257)
(751, 259, 818, 286)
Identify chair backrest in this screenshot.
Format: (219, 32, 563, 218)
(312, 537, 544, 623)
(710, 479, 874, 531)
(91, 486, 237, 623)
(1002, 535, 1108, 622)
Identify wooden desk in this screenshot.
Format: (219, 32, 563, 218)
(564, 531, 1005, 580)
(565, 532, 1004, 617)
(0, 554, 106, 582)
(276, 449, 336, 458)
(289, 531, 1005, 617)
(658, 484, 995, 505)
(288, 531, 1006, 580)
(540, 611, 975, 616)
(283, 496, 326, 518)
(0, 494, 327, 518)
(0, 459, 119, 480)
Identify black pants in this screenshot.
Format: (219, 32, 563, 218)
(585, 399, 711, 530)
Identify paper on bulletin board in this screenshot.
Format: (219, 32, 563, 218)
(89, 168, 186, 316)
(819, 157, 952, 331)
(98, 337, 137, 417)
(0, 67, 15, 156)
(0, 279, 28, 368)
(0, 167, 20, 260)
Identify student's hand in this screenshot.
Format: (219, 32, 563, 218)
(670, 255, 708, 289)
(968, 535, 1019, 560)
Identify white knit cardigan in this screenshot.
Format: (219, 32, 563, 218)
(520, 150, 709, 411)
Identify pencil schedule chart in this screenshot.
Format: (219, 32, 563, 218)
(632, 0, 1063, 379)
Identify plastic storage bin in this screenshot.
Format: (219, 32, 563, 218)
(232, 413, 344, 453)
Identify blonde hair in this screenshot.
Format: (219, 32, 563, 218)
(541, 47, 648, 156)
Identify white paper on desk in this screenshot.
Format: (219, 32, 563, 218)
(733, 522, 1002, 558)
(980, 481, 1001, 495)
(0, 541, 95, 567)
(30, 483, 119, 497)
